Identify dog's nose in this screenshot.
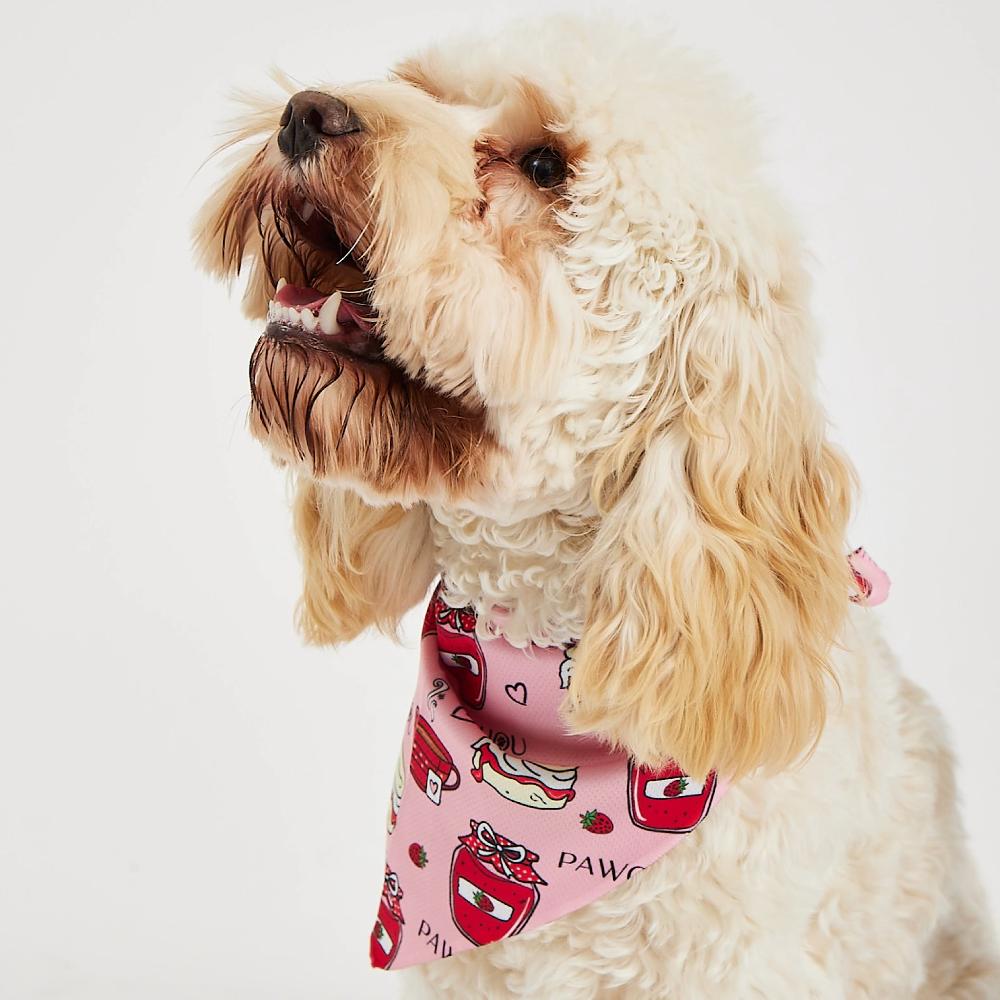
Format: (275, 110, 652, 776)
(277, 91, 361, 161)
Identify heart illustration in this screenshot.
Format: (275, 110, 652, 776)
(504, 682, 528, 706)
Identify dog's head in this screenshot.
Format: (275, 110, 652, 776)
(195, 19, 855, 778)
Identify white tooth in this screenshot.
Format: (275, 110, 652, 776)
(301, 308, 318, 332)
(318, 291, 342, 335)
(276, 277, 287, 292)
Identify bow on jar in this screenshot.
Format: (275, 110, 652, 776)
(434, 594, 479, 633)
(459, 820, 548, 885)
(382, 866, 404, 921)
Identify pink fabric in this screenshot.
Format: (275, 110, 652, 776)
(371, 590, 723, 970)
(371, 549, 890, 970)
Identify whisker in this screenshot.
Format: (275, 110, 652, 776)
(304, 366, 343, 473)
(336, 218, 371, 266)
(335, 376, 367, 451)
(287, 353, 310, 459)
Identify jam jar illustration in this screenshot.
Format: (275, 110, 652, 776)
(449, 819, 546, 946)
(626, 760, 718, 833)
(370, 867, 404, 969)
(421, 589, 443, 636)
(424, 594, 488, 709)
(410, 711, 461, 805)
(437, 629, 488, 709)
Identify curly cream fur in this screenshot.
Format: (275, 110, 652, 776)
(195, 15, 998, 997)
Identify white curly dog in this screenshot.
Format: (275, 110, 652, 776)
(196, 17, 998, 998)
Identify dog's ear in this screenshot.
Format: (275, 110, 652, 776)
(565, 231, 855, 780)
(291, 478, 437, 644)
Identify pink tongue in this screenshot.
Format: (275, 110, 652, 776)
(275, 283, 328, 310)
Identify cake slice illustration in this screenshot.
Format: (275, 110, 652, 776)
(410, 710, 461, 805)
(370, 866, 405, 969)
(449, 819, 546, 946)
(626, 759, 718, 833)
(470, 737, 578, 810)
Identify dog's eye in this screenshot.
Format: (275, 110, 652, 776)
(520, 146, 567, 188)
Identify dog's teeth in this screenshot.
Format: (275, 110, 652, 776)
(276, 277, 287, 292)
(301, 308, 318, 332)
(318, 291, 342, 336)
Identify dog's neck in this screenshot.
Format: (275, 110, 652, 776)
(427, 501, 594, 649)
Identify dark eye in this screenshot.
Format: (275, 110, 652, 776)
(519, 146, 567, 188)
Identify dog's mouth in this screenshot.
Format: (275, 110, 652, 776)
(262, 198, 387, 366)
(266, 279, 383, 362)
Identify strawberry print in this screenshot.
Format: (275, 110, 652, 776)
(579, 809, 614, 834)
(449, 819, 546, 946)
(370, 867, 405, 970)
(627, 760, 717, 833)
(408, 843, 428, 869)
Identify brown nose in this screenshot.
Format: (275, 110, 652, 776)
(277, 91, 361, 161)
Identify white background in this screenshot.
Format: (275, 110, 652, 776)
(1, 1, 997, 997)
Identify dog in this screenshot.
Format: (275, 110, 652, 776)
(194, 16, 999, 998)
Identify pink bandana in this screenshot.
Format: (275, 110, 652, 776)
(371, 551, 889, 970)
